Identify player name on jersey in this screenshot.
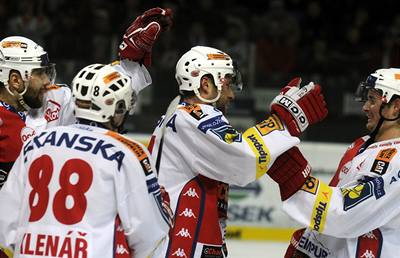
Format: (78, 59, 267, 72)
(19, 230, 88, 257)
(23, 130, 125, 170)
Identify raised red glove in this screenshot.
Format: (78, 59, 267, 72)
(160, 185, 174, 227)
(268, 147, 311, 201)
(285, 228, 310, 258)
(119, 7, 173, 66)
(270, 77, 328, 137)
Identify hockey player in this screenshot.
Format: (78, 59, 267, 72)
(278, 68, 400, 258)
(144, 45, 328, 258)
(0, 62, 172, 257)
(0, 36, 56, 188)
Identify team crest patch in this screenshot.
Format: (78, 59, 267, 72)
(342, 177, 385, 211)
(301, 176, 319, 195)
(180, 104, 207, 120)
(371, 148, 397, 175)
(211, 126, 242, 144)
(255, 114, 284, 136)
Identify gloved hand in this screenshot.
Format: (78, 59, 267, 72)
(267, 147, 311, 201)
(119, 7, 173, 66)
(270, 77, 328, 137)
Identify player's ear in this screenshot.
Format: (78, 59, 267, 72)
(8, 70, 23, 92)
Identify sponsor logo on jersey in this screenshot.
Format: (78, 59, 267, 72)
(20, 126, 36, 143)
(310, 181, 332, 232)
(342, 177, 385, 211)
(301, 176, 319, 195)
(211, 126, 242, 144)
(44, 99, 61, 122)
(298, 234, 329, 258)
(243, 128, 270, 178)
(24, 130, 125, 170)
(198, 115, 227, 133)
(180, 104, 207, 120)
(201, 245, 223, 258)
(371, 148, 397, 175)
(255, 114, 284, 136)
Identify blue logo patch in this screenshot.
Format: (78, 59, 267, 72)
(342, 177, 385, 211)
(198, 115, 227, 133)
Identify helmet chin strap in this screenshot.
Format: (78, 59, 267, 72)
(368, 103, 400, 143)
(195, 88, 221, 104)
(5, 81, 31, 111)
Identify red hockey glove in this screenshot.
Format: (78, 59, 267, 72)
(267, 147, 311, 201)
(270, 77, 328, 137)
(119, 7, 173, 66)
(285, 228, 310, 258)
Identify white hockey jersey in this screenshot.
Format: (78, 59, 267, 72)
(0, 124, 170, 258)
(283, 137, 400, 258)
(25, 84, 76, 134)
(150, 102, 299, 257)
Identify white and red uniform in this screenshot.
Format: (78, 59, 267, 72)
(0, 124, 170, 258)
(149, 102, 299, 258)
(0, 85, 75, 187)
(284, 136, 400, 258)
(26, 84, 76, 134)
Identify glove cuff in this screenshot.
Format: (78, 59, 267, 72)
(271, 94, 309, 134)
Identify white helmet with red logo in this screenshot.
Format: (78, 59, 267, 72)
(72, 63, 134, 123)
(0, 36, 56, 86)
(175, 46, 242, 103)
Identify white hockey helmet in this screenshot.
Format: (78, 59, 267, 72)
(0, 36, 56, 85)
(72, 63, 135, 123)
(175, 46, 242, 103)
(355, 68, 400, 103)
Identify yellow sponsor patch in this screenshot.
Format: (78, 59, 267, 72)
(207, 53, 228, 60)
(243, 128, 270, 178)
(301, 176, 319, 195)
(1, 41, 27, 48)
(376, 148, 397, 162)
(309, 181, 332, 233)
(395, 73, 400, 80)
(255, 114, 284, 136)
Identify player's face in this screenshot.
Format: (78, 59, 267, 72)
(24, 69, 51, 108)
(216, 76, 235, 115)
(362, 89, 383, 132)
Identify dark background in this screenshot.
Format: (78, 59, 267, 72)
(2, 0, 399, 142)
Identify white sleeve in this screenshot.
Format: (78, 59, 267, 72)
(58, 87, 76, 126)
(162, 108, 299, 186)
(115, 141, 169, 258)
(283, 168, 400, 238)
(0, 153, 26, 251)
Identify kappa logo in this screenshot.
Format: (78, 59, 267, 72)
(172, 248, 188, 258)
(363, 232, 377, 240)
(175, 228, 192, 238)
(44, 99, 61, 122)
(360, 250, 375, 258)
(179, 208, 197, 218)
(183, 188, 200, 198)
(116, 244, 129, 254)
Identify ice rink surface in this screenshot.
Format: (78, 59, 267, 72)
(227, 239, 287, 258)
